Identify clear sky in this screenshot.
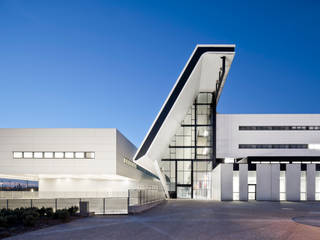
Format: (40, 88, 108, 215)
(0, 0, 320, 147)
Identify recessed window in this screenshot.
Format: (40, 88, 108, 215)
(54, 152, 64, 158)
(239, 125, 320, 131)
(34, 152, 43, 158)
(12, 151, 94, 159)
(65, 152, 74, 158)
(44, 152, 54, 158)
(85, 152, 95, 159)
(75, 152, 84, 158)
(13, 152, 23, 158)
(23, 152, 33, 158)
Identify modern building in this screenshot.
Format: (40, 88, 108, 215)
(0, 128, 161, 198)
(1, 44, 320, 202)
(134, 45, 320, 201)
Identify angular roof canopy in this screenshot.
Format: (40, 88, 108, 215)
(134, 45, 235, 193)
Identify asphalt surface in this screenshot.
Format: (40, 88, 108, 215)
(7, 200, 320, 240)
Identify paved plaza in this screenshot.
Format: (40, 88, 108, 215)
(7, 200, 320, 240)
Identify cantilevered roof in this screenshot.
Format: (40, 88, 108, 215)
(134, 45, 235, 189)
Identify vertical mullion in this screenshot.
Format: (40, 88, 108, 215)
(192, 99, 197, 199)
(211, 92, 217, 168)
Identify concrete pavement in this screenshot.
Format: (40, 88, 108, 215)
(7, 200, 320, 240)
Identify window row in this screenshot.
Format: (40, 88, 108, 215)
(239, 126, 320, 131)
(239, 144, 308, 149)
(13, 151, 95, 159)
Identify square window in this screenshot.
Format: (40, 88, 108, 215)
(65, 152, 74, 158)
(34, 152, 43, 158)
(54, 152, 64, 158)
(75, 152, 84, 158)
(13, 152, 23, 158)
(85, 152, 95, 159)
(44, 152, 54, 158)
(24, 152, 33, 158)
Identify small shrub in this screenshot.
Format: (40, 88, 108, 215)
(23, 208, 40, 219)
(13, 208, 25, 220)
(0, 216, 7, 228)
(67, 206, 78, 216)
(0, 209, 13, 217)
(54, 210, 70, 221)
(38, 207, 46, 217)
(6, 215, 18, 226)
(45, 208, 54, 218)
(23, 215, 36, 227)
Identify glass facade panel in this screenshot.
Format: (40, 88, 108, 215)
(160, 92, 214, 199)
(177, 187, 191, 199)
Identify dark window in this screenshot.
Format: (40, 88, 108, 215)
(239, 144, 308, 149)
(239, 126, 320, 131)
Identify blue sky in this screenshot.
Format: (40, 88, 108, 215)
(0, 0, 320, 146)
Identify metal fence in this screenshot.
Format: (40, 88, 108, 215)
(128, 189, 166, 206)
(0, 189, 165, 214)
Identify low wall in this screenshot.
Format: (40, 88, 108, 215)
(129, 199, 166, 214)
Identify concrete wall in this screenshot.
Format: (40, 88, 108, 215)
(221, 164, 233, 201)
(239, 164, 248, 201)
(307, 164, 316, 201)
(286, 164, 301, 201)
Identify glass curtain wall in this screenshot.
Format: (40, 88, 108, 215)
(160, 93, 214, 199)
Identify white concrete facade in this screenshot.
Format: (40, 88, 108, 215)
(0, 129, 161, 198)
(217, 114, 320, 159)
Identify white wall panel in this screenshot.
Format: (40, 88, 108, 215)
(286, 164, 300, 201)
(271, 164, 280, 201)
(211, 165, 221, 201)
(256, 164, 272, 200)
(307, 164, 316, 201)
(239, 164, 248, 201)
(221, 164, 233, 201)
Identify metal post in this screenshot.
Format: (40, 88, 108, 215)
(31, 199, 33, 208)
(103, 198, 105, 215)
(192, 99, 197, 199)
(55, 199, 57, 211)
(211, 93, 217, 168)
(127, 190, 130, 213)
(6, 199, 8, 210)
